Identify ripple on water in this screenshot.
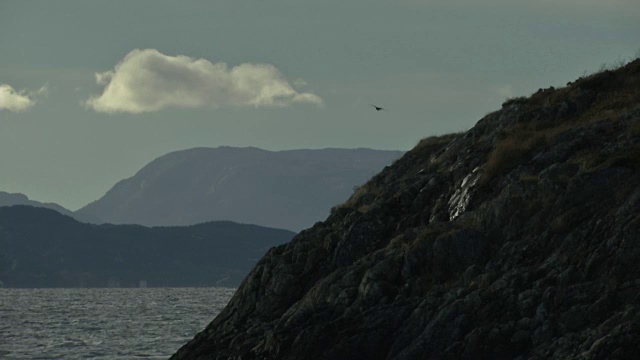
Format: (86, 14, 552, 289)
(0, 287, 235, 359)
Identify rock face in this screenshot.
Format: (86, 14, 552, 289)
(0, 205, 294, 288)
(75, 147, 402, 232)
(171, 60, 640, 359)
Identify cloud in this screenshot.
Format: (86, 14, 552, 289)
(0, 84, 47, 112)
(85, 49, 323, 113)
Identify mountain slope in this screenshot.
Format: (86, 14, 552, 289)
(0, 205, 295, 288)
(0, 191, 98, 223)
(76, 147, 403, 232)
(171, 59, 640, 359)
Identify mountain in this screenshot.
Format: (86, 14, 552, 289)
(0, 191, 98, 223)
(0, 191, 71, 214)
(75, 147, 403, 232)
(0, 205, 295, 288)
(171, 59, 640, 359)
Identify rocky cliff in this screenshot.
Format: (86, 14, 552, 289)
(171, 59, 640, 359)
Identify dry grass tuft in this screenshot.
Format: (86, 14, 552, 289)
(413, 133, 462, 155)
(480, 130, 548, 185)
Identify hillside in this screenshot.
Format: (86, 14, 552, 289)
(0, 192, 98, 223)
(171, 59, 640, 359)
(75, 147, 403, 232)
(0, 206, 295, 288)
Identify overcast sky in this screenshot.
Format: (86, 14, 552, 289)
(1, 0, 638, 210)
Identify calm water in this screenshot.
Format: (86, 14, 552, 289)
(0, 287, 235, 359)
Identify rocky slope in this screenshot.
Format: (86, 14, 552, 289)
(171, 59, 640, 359)
(0, 206, 294, 288)
(76, 147, 402, 232)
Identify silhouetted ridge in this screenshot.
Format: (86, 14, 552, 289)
(0, 205, 295, 288)
(171, 59, 640, 359)
(0, 191, 98, 223)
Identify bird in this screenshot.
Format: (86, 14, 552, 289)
(370, 104, 386, 111)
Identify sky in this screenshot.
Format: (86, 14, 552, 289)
(1, 0, 638, 210)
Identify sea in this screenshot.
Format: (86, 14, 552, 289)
(0, 287, 235, 359)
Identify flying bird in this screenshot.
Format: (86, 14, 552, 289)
(370, 104, 386, 111)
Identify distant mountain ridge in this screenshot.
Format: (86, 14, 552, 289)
(76, 147, 403, 231)
(0, 205, 295, 288)
(0, 191, 97, 223)
(0, 191, 73, 214)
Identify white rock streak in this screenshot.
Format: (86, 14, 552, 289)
(448, 167, 481, 220)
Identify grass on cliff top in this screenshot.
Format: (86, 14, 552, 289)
(412, 133, 461, 154)
(333, 58, 640, 212)
(480, 57, 640, 185)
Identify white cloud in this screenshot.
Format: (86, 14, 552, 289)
(85, 48, 323, 113)
(0, 84, 47, 112)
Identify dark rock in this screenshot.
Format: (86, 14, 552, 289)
(171, 59, 640, 359)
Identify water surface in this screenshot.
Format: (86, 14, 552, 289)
(0, 287, 234, 359)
